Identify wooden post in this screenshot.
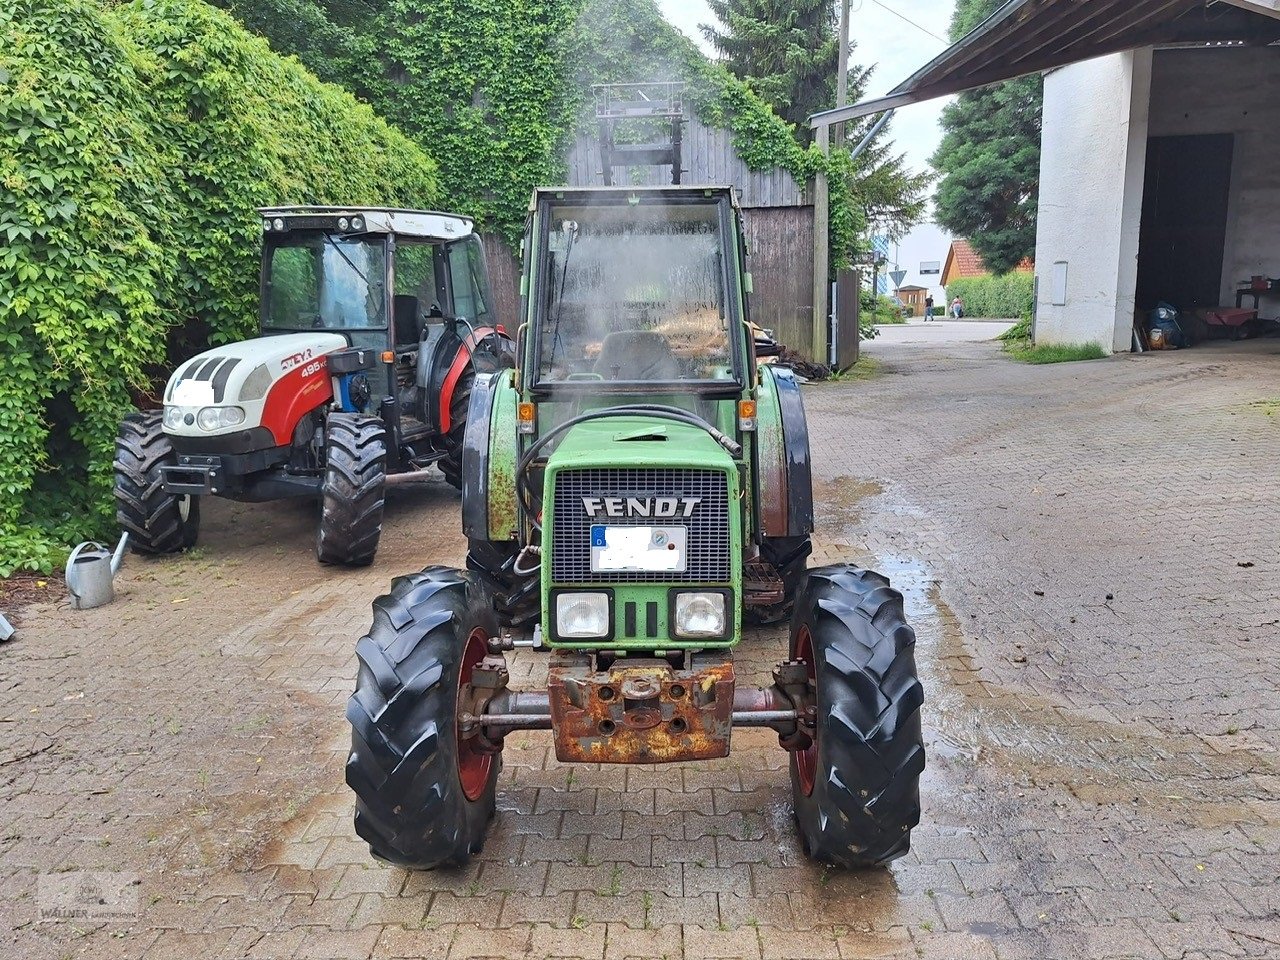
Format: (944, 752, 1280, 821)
(812, 122, 830, 365)
(835, 0, 851, 147)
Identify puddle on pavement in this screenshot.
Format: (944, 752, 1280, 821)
(870, 551, 1271, 826)
(813, 476, 883, 529)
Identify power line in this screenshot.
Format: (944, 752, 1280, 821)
(870, 0, 950, 45)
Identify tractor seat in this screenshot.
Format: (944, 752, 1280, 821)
(594, 331, 678, 381)
(394, 294, 421, 347)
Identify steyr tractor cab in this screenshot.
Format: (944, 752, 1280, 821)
(114, 206, 513, 566)
(345, 187, 925, 868)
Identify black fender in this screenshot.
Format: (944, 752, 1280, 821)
(756, 365, 814, 539)
(435, 326, 515, 435)
(416, 323, 463, 430)
(461, 372, 498, 541)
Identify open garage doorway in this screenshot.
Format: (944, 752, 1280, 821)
(1135, 134, 1235, 313)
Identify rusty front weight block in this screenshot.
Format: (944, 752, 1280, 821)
(547, 651, 736, 763)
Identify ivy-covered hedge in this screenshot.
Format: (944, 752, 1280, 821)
(946, 272, 1035, 320)
(217, 0, 877, 268)
(0, 0, 437, 574)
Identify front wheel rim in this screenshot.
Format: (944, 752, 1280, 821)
(794, 625, 818, 797)
(177, 495, 191, 523)
(456, 627, 494, 802)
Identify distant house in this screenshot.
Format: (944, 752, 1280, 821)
(941, 239, 1034, 286)
(896, 284, 929, 312)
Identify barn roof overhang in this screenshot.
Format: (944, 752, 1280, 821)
(811, 0, 1280, 127)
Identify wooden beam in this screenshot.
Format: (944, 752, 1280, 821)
(811, 124, 830, 365)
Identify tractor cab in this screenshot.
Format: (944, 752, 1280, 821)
(259, 206, 496, 422)
(528, 189, 748, 399)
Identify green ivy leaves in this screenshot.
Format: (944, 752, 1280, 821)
(0, 0, 438, 573)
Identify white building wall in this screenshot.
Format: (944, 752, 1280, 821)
(1147, 47, 1280, 304)
(1034, 50, 1153, 352)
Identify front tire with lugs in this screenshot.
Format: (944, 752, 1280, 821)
(113, 411, 200, 554)
(345, 567, 500, 868)
(790, 566, 925, 868)
(316, 413, 386, 566)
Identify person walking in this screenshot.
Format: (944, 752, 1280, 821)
(951, 296, 964, 319)
(924, 294, 934, 322)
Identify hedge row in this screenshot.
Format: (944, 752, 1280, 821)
(946, 272, 1035, 320)
(0, 0, 438, 574)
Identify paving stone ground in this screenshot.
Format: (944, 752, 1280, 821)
(2, 328, 1278, 960)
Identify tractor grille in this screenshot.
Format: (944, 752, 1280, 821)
(551, 468, 731, 583)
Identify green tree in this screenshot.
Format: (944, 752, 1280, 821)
(930, 0, 1042, 275)
(700, 0, 838, 144)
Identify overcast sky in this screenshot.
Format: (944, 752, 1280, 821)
(655, 0, 957, 194)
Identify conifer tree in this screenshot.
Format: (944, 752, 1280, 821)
(930, 0, 1042, 274)
(700, 0, 839, 144)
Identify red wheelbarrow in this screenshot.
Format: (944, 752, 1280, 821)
(1205, 307, 1259, 340)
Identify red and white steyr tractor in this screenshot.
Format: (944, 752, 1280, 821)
(113, 206, 513, 566)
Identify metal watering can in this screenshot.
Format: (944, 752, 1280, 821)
(65, 533, 130, 610)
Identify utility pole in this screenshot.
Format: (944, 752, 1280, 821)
(835, 0, 851, 146)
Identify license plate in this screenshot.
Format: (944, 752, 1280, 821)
(590, 525, 687, 573)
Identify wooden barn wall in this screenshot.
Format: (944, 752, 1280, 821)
(742, 206, 815, 355)
(480, 233, 521, 328)
(565, 117, 808, 209)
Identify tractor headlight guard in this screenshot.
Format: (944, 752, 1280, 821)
(196, 406, 246, 431)
(672, 591, 728, 639)
(554, 592, 611, 639)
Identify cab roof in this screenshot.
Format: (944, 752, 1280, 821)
(529, 185, 741, 211)
(257, 206, 474, 241)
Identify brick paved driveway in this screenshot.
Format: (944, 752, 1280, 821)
(2, 333, 1277, 959)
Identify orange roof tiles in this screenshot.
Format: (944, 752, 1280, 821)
(942, 239, 1034, 285)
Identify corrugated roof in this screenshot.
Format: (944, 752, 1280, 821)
(812, 0, 1280, 126)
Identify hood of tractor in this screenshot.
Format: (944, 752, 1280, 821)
(541, 417, 742, 650)
(162, 332, 345, 444)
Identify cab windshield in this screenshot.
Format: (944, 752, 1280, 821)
(536, 200, 736, 386)
(263, 234, 387, 331)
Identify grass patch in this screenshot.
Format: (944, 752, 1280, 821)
(997, 316, 1032, 342)
(1248, 398, 1280, 417)
(998, 318, 1105, 363)
(825, 357, 883, 383)
(1007, 341, 1107, 364)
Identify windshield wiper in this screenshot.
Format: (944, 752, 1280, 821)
(547, 222, 577, 371)
(322, 232, 384, 324)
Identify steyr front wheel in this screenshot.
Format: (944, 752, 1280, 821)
(316, 413, 386, 566)
(790, 566, 925, 868)
(114, 412, 200, 554)
(345, 567, 501, 868)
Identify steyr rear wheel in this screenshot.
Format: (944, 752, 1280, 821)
(345, 567, 501, 868)
(114, 412, 200, 554)
(790, 566, 925, 868)
(316, 413, 386, 566)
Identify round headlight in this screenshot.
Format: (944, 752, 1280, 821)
(163, 406, 182, 430)
(338, 217, 350, 230)
(351, 216, 364, 231)
(262, 219, 272, 232)
(273, 217, 284, 231)
(196, 406, 246, 431)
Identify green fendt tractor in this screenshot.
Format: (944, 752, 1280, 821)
(345, 186, 925, 869)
